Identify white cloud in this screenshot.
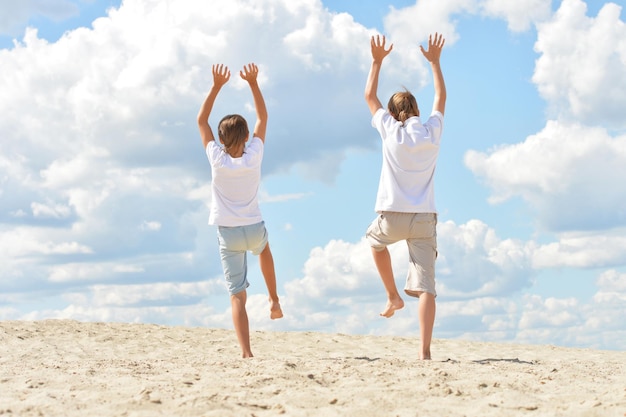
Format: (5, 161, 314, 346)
(0, 227, 93, 258)
(31, 201, 72, 219)
(532, 230, 626, 269)
(437, 220, 535, 297)
(516, 286, 626, 349)
(140, 220, 162, 231)
(596, 269, 626, 292)
(385, 0, 473, 45)
(0, 0, 399, 314)
(465, 121, 626, 232)
(481, 0, 552, 31)
(533, 0, 626, 128)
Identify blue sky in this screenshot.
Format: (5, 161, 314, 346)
(1, 0, 625, 351)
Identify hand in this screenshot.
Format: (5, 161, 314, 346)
(212, 64, 230, 87)
(240, 63, 259, 83)
(420, 33, 445, 63)
(371, 35, 393, 63)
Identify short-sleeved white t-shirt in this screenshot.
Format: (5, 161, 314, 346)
(206, 137, 264, 227)
(371, 108, 444, 214)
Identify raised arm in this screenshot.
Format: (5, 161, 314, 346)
(364, 35, 393, 116)
(420, 33, 446, 116)
(240, 63, 268, 142)
(197, 64, 230, 149)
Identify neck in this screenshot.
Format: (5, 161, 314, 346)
(226, 144, 245, 158)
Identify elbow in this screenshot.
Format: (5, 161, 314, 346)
(197, 112, 207, 127)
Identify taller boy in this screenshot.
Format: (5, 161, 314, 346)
(364, 34, 446, 360)
(198, 63, 283, 358)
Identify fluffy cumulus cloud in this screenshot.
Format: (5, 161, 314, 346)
(533, 0, 626, 128)
(457, 0, 626, 349)
(0, 0, 385, 301)
(465, 0, 626, 232)
(465, 121, 626, 232)
(517, 275, 626, 350)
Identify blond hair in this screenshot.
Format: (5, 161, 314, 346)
(218, 114, 249, 154)
(387, 90, 419, 124)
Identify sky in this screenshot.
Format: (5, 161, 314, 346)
(1, 0, 625, 351)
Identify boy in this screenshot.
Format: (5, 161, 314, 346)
(197, 63, 283, 358)
(364, 33, 446, 360)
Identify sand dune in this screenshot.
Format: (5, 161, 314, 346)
(1, 320, 624, 416)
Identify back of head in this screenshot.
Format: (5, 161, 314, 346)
(387, 90, 419, 124)
(218, 114, 249, 152)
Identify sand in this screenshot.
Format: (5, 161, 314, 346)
(0, 320, 624, 416)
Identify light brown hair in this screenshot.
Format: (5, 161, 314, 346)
(387, 90, 420, 124)
(218, 114, 249, 153)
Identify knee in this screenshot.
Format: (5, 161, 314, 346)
(231, 289, 247, 303)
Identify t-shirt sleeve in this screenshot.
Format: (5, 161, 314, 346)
(206, 141, 222, 165)
(371, 108, 399, 140)
(425, 111, 444, 143)
(243, 136, 264, 164)
(371, 108, 386, 128)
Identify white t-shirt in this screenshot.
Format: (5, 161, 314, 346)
(206, 137, 264, 226)
(371, 108, 444, 214)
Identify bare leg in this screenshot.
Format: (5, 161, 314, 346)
(231, 290, 253, 358)
(259, 243, 283, 319)
(418, 292, 436, 360)
(371, 247, 404, 317)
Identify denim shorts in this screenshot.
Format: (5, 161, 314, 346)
(366, 212, 438, 297)
(217, 221, 268, 295)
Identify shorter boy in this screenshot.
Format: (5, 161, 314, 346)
(197, 63, 283, 358)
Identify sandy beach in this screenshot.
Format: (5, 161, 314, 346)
(0, 320, 624, 416)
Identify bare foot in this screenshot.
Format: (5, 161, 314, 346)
(420, 353, 431, 360)
(270, 299, 283, 320)
(242, 351, 254, 359)
(380, 297, 404, 318)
